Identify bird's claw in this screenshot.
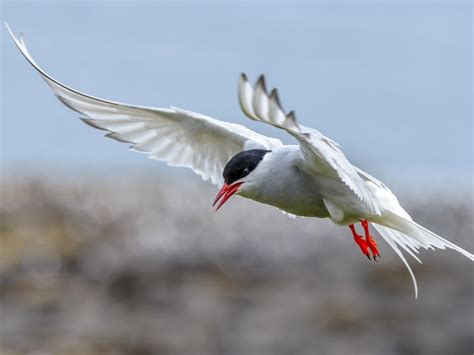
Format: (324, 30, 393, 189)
(350, 221, 381, 262)
(366, 235, 380, 261)
(353, 234, 371, 260)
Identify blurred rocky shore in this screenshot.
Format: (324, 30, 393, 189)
(0, 173, 472, 355)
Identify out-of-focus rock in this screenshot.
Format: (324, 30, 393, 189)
(0, 173, 472, 355)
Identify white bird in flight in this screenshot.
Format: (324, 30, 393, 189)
(6, 23, 473, 297)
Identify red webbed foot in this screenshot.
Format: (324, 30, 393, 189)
(349, 224, 371, 260)
(361, 220, 380, 261)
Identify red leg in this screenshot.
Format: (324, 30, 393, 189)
(349, 224, 370, 260)
(361, 219, 380, 260)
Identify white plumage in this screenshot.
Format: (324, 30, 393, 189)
(6, 22, 472, 298)
(4, 23, 281, 187)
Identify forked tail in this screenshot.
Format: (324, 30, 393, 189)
(371, 216, 474, 298)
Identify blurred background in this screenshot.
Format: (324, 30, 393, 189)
(1, 1, 473, 355)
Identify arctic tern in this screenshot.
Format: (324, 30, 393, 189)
(6, 23, 473, 297)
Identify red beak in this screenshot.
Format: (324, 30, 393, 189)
(212, 182, 244, 211)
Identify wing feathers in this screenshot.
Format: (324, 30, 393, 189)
(106, 132, 134, 144)
(238, 73, 259, 120)
(252, 75, 270, 120)
(6, 23, 282, 186)
(238, 73, 382, 215)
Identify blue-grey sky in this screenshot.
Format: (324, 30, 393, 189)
(1, 1, 472, 188)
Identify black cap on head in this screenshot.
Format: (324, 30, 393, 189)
(223, 149, 270, 185)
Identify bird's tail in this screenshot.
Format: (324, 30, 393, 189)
(371, 215, 474, 298)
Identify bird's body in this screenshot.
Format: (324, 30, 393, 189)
(5, 22, 472, 298)
(236, 145, 369, 223)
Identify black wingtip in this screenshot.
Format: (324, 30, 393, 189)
(80, 117, 107, 131)
(56, 95, 84, 115)
(269, 88, 283, 111)
(256, 74, 268, 95)
(105, 132, 133, 144)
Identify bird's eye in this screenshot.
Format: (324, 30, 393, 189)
(243, 167, 250, 175)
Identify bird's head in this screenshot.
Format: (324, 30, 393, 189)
(213, 149, 271, 211)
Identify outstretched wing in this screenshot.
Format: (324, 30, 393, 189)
(239, 73, 382, 215)
(5, 23, 282, 186)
